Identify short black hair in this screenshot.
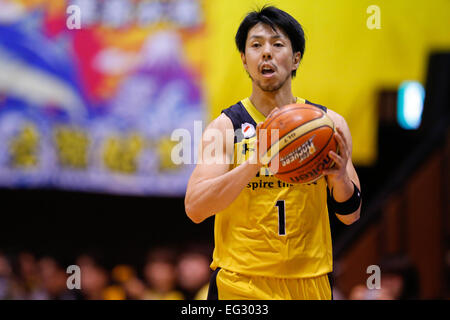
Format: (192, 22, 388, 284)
(235, 5, 306, 77)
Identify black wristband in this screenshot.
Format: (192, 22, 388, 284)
(329, 182, 361, 215)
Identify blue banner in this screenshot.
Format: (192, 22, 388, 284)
(0, 0, 205, 196)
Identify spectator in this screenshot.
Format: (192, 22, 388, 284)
(76, 254, 109, 300)
(106, 264, 146, 300)
(142, 247, 184, 300)
(378, 253, 420, 299)
(349, 253, 420, 300)
(0, 252, 20, 299)
(176, 244, 212, 300)
(14, 251, 47, 299)
(38, 256, 77, 300)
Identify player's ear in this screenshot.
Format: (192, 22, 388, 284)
(241, 52, 248, 71)
(292, 52, 301, 72)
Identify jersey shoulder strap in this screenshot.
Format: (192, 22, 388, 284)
(221, 101, 257, 143)
(304, 99, 327, 113)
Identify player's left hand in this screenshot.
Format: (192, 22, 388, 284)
(322, 127, 351, 184)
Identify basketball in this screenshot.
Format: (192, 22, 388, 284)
(260, 104, 338, 184)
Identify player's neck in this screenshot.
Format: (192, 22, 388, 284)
(249, 83, 296, 117)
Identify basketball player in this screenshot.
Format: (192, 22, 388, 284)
(184, 6, 361, 300)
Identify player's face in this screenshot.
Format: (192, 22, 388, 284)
(242, 23, 300, 92)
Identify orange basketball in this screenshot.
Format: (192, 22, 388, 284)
(260, 103, 338, 184)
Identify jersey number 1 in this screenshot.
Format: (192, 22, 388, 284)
(275, 200, 286, 236)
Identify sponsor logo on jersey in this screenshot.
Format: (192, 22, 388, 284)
(241, 123, 255, 138)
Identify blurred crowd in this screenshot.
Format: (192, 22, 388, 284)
(335, 253, 421, 300)
(0, 244, 212, 300)
(0, 247, 425, 300)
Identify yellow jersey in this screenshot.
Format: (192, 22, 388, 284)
(210, 97, 333, 279)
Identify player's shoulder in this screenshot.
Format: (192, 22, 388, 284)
(304, 99, 350, 133)
(303, 99, 345, 124)
(325, 108, 353, 144)
(326, 108, 345, 122)
(326, 108, 348, 129)
(221, 100, 256, 132)
(207, 112, 233, 132)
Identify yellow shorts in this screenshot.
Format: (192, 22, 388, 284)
(207, 268, 332, 300)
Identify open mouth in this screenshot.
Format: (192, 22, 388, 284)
(261, 64, 275, 76)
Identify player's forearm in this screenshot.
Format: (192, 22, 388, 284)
(185, 160, 261, 223)
(330, 177, 361, 225)
(329, 174, 353, 202)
